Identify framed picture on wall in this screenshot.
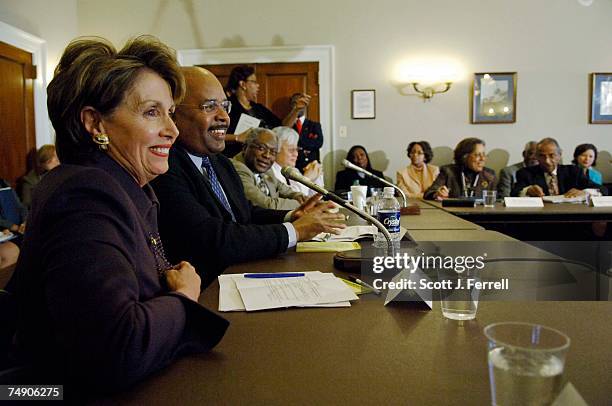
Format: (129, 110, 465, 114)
(589, 73, 612, 124)
(471, 72, 517, 124)
(351, 89, 376, 119)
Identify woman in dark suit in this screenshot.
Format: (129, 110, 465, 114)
(334, 145, 387, 195)
(11, 36, 227, 396)
(424, 137, 496, 200)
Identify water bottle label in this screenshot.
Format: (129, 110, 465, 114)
(377, 210, 400, 233)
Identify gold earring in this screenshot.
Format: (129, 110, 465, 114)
(92, 133, 109, 150)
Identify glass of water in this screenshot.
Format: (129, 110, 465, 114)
(483, 190, 497, 208)
(484, 322, 570, 406)
(366, 188, 383, 215)
(437, 267, 481, 320)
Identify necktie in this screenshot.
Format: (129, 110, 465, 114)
(201, 156, 236, 221)
(296, 119, 303, 134)
(257, 174, 271, 196)
(548, 174, 559, 195)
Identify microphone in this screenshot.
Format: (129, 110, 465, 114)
(342, 159, 408, 207)
(281, 166, 393, 252)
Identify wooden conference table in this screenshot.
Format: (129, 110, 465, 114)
(425, 200, 612, 240)
(99, 216, 611, 405)
(427, 200, 612, 223)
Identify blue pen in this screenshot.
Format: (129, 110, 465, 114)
(244, 273, 306, 278)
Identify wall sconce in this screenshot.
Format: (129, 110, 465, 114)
(393, 57, 463, 102)
(408, 81, 452, 100)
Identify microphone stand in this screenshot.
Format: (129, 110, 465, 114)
(281, 167, 394, 253)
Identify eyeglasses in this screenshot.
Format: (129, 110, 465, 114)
(245, 79, 259, 84)
(249, 142, 278, 156)
(180, 99, 231, 114)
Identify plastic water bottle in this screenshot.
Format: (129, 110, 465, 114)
(373, 187, 401, 248)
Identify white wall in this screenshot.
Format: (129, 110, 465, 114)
(5, 0, 611, 182)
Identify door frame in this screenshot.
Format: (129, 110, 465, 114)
(177, 45, 336, 187)
(0, 21, 51, 147)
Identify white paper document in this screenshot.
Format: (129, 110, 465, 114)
(234, 114, 261, 135)
(0, 232, 15, 243)
(312, 225, 377, 242)
(542, 195, 586, 204)
(218, 271, 358, 312)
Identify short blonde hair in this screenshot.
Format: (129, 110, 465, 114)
(48, 35, 184, 163)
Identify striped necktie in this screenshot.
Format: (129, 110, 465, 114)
(256, 174, 271, 196)
(548, 174, 559, 195)
(201, 156, 236, 221)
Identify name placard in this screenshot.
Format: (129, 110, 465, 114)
(504, 197, 544, 207)
(591, 196, 612, 207)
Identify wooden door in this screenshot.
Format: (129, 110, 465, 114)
(0, 41, 36, 187)
(201, 62, 320, 122)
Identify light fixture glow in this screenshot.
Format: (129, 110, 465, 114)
(393, 57, 464, 101)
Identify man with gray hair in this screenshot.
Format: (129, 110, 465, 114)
(511, 137, 606, 197)
(232, 127, 308, 210)
(497, 141, 539, 197)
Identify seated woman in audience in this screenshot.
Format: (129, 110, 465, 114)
(12, 36, 227, 396)
(271, 126, 323, 197)
(20, 144, 60, 208)
(573, 143, 602, 185)
(424, 137, 496, 200)
(335, 145, 386, 195)
(397, 141, 439, 198)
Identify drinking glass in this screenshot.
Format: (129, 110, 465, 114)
(483, 190, 497, 208)
(484, 322, 570, 406)
(437, 267, 481, 320)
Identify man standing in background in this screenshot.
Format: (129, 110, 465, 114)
(291, 92, 324, 173)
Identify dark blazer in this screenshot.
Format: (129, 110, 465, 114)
(294, 119, 324, 171)
(13, 152, 228, 394)
(511, 164, 607, 196)
(423, 164, 497, 200)
(334, 168, 387, 195)
(0, 179, 28, 229)
(150, 146, 290, 286)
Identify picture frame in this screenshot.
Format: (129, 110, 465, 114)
(351, 89, 376, 119)
(589, 73, 612, 124)
(471, 72, 517, 124)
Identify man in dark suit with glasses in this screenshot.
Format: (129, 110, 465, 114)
(151, 67, 344, 287)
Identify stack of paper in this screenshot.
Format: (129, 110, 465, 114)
(312, 225, 377, 242)
(218, 271, 359, 311)
(0, 231, 16, 243)
(543, 195, 586, 204)
(296, 241, 361, 253)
